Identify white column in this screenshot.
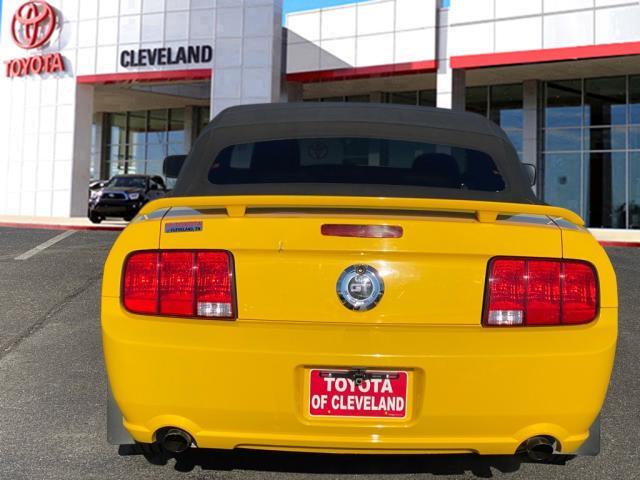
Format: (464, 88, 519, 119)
(69, 84, 94, 217)
(436, 7, 466, 111)
(211, 0, 284, 118)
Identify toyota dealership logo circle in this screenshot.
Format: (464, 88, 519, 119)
(11, 1, 57, 50)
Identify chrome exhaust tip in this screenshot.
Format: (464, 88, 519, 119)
(160, 428, 192, 454)
(521, 436, 556, 462)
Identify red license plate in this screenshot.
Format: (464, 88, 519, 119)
(308, 369, 408, 418)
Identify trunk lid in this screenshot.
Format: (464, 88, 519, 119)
(158, 197, 565, 325)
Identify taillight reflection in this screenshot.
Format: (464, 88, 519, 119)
(484, 258, 598, 327)
(122, 250, 235, 319)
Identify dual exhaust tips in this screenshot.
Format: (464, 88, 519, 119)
(155, 429, 557, 461)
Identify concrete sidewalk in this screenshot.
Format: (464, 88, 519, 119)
(0, 215, 127, 231)
(589, 228, 640, 247)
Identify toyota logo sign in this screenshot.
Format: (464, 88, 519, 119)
(4, 0, 65, 78)
(11, 1, 57, 50)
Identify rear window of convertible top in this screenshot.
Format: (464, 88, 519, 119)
(208, 137, 506, 192)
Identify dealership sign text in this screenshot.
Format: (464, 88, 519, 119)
(5, 52, 64, 78)
(5, 1, 66, 78)
(120, 45, 213, 68)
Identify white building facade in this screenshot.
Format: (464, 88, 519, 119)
(2, 0, 640, 231)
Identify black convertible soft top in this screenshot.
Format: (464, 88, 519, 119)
(172, 103, 538, 204)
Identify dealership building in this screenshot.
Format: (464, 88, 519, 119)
(2, 0, 640, 232)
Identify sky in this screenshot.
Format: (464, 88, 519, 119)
(283, 0, 369, 15)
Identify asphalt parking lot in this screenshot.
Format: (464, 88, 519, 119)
(0, 226, 637, 480)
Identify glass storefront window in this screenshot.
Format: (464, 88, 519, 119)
(465, 84, 523, 159)
(387, 91, 418, 105)
(345, 94, 370, 103)
(587, 152, 626, 228)
(90, 116, 101, 179)
(504, 130, 523, 152)
(198, 107, 211, 136)
(542, 76, 640, 228)
(419, 90, 436, 107)
(629, 153, 640, 229)
(584, 77, 626, 126)
(489, 84, 523, 129)
(168, 108, 185, 144)
(168, 143, 186, 156)
(305, 91, 436, 107)
(545, 128, 581, 152)
(110, 113, 127, 145)
(629, 126, 640, 149)
(148, 110, 168, 144)
(543, 153, 583, 218)
(585, 127, 626, 151)
(103, 108, 189, 179)
(545, 80, 582, 128)
(629, 77, 640, 124)
(128, 111, 146, 145)
(465, 86, 488, 116)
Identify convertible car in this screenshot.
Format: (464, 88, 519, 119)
(102, 103, 617, 462)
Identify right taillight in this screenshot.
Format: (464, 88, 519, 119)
(122, 250, 236, 319)
(483, 257, 598, 327)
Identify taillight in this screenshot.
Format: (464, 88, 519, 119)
(122, 250, 235, 319)
(483, 258, 598, 327)
(321, 224, 403, 238)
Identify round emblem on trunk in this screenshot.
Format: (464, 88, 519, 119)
(337, 265, 384, 311)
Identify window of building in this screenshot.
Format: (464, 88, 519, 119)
(103, 108, 188, 179)
(465, 84, 523, 159)
(90, 115, 101, 180)
(384, 90, 436, 107)
(304, 95, 371, 103)
(304, 91, 437, 107)
(196, 106, 211, 137)
(542, 76, 640, 229)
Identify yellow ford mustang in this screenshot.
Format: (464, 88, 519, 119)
(102, 103, 617, 462)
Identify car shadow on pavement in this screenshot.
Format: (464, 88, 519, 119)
(119, 446, 574, 478)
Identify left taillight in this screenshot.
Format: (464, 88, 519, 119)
(122, 250, 235, 319)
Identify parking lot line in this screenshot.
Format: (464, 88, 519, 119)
(14, 230, 76, 261)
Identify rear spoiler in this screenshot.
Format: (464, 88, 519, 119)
(139, 195, 585, 227)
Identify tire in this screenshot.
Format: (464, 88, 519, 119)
(89, 212, 103, 224)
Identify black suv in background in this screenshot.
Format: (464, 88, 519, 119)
(88, 174, 167, 223)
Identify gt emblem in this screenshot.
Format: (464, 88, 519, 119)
(337, 265, 384, 311)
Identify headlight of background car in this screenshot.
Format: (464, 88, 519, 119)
(90, 191, 101, 200)
(128, 193, 140, 200)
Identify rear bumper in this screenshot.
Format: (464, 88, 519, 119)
(102, 299, 616, 455)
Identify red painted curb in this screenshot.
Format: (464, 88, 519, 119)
(599, 241, 640, 248)
(0, 222, 125, 232)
